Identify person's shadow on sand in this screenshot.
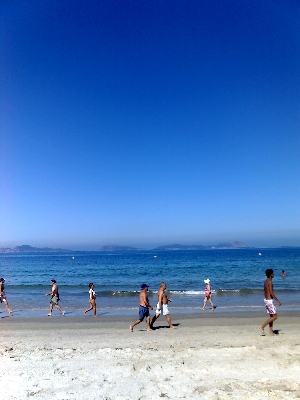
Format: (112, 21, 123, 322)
(259, 329, 281, 336)
(201, 306, 216, 311)
(151, 323, 180, 331)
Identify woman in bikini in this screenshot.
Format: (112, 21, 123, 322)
(201, 278, 214, 311)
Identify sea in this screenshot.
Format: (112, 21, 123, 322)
(0, 247, 299, 317)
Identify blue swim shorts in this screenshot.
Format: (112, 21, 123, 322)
(139, 305, 150, 321)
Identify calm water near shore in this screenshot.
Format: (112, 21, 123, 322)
(1, 247, 299, 317)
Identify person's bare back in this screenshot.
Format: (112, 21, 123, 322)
(264, 279, 272, 300)
(264, 276, 280, 303)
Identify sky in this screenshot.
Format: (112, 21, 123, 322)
(1, 0, 299, 249)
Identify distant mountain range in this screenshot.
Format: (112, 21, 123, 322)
(0, 245, 72, 253)
(0, 241, 249, 253)
(97, 244, 143, 251)
(152, 241, 248, 250)
(0, 243, 297, 253)
(98, 241, 249, 251)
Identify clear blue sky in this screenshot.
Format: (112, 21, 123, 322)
(1, 0, 299, 249)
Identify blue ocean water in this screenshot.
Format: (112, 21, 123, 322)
(0, 248, 299, 317)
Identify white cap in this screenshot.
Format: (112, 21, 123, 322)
(204, 279, 210, 284)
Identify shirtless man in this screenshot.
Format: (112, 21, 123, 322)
(150, 282, 176, 329)
(45, 279, 65, 316)
(259, 269, 281, 336)
(130, 284, 153, 332)
(0, 278, 13, 314)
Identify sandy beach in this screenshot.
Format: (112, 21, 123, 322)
(1, 311, 300, 399)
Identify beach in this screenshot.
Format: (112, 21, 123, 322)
(2, 311, 300, 399)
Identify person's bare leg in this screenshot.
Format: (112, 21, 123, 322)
(258, 326, 265, 335)
(202, 297, 207, 311)
(55, 304, 65, 316)
(93, 304, 97, 317)
(268, 320, 275, 335)
(166, 314, 176, 329)
(84, 305, 93, 315)
(4, 301, 13, 314)
(209, 298, 214, 311)
(150, 314, 159, 329)
(130, 319, 141, 332)
(259, 314, 277, 335)
(146, 316, 152, 331)
(48, 303, 53, 316)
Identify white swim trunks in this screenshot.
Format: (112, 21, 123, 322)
(156, 302, 170, 316)
(264, 299, 276, 314)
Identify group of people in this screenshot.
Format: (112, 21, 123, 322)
(1, 270, 282, 337)
(0, 278, 98, 318)
(129, 282, 176, 332)
(129, 270, 282, 336)
(129, 279, 215, 332)
(45, 279, 98, 317)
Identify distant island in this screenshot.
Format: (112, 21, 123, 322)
(152, 241, 248, 250)
(98, 241, 248, 251)
(97, 244, 143, 251)
(0, 243, 297, 253)
(0, 245, 72, 253)
(0, 241, 249, 253)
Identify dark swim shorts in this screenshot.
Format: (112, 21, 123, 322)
(139, 305, 150, 321)
(50, 295, 59, 305)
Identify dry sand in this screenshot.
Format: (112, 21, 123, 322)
(1, 311, 300, 399)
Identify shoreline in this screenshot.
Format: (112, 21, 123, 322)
(2, 303, 300, 319)
(2, 309, 300, 326)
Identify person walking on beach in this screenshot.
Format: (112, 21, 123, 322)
(201, 278, 214, 311)
(150, 282, 176, 329)
(0, 278, 13, 314)
(130, 284, 153, 332)
(84, 283, 97, 317)
(45, 279, 65, 316)
(259, 269, 281, 336)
